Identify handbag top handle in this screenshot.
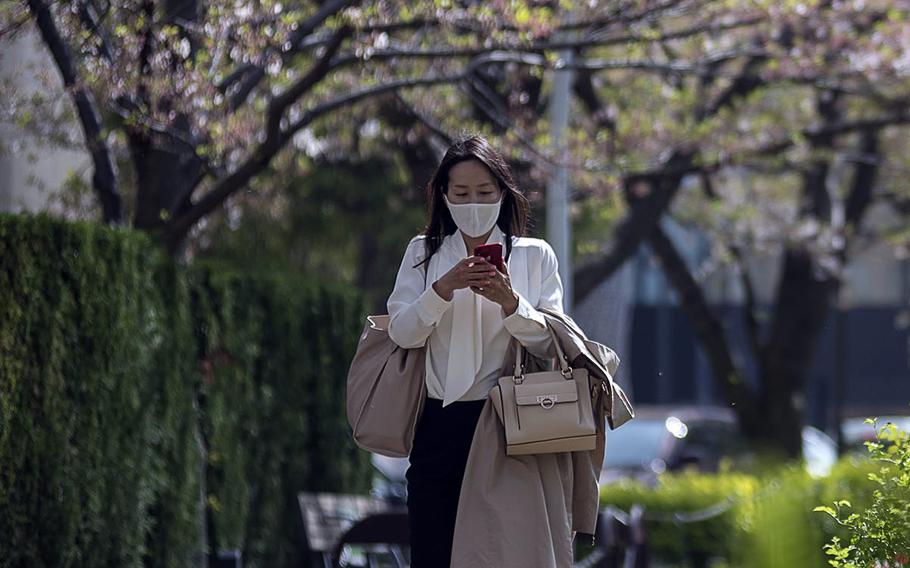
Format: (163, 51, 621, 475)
(512, 320, 572, 383)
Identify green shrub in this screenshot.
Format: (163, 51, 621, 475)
(739, 466, 826, 568)
(0, 212, 200, 567)
(143, 256, 204, 568)
(188, 262, 372, 567)
(600, 471, 759, 565)
(815, 420, 910, 568)
(599, 458, 889, 567)
(0, 213, 371, 567)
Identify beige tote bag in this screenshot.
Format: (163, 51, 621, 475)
(346, 315, 427, 458)
(489, 321, 597, 456)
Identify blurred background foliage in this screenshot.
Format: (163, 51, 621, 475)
(598, 455, 883, 568)
(194, 154, 428, 313)
(0, 213, 371, 567)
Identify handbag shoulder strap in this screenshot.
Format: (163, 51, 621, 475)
(512, 318, 571, 380)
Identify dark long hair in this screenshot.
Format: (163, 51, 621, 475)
(412, 135, 531, 274)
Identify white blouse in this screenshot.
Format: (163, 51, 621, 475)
(387, 224, 564, 406)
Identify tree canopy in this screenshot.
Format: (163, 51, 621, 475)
(4, 0, 910, 454)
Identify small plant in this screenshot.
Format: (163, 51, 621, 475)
(815, 418, 910, 568)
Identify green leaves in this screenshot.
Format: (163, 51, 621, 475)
(814, 505, 837, 517)
(816, 417, 910, 568)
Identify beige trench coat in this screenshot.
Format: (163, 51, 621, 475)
(450, 308, 634, 567)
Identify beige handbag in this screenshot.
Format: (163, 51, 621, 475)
(489, 322, 597, 456)
(346, 315, 427, 458)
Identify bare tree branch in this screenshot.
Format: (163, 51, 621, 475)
(266, 25, 353, 138)
(389, 92, 454, 146)
(26, 0, 122, 224)
(218, 0, 357, 110)
(572, 28, 774, 304)
(574, 150, 695, 301)
(844, 129, 879, 232)
(287, 0, 357, 47)
(167, 76, 468, 246)
(418, 47, 766, 80)
(1, 10, 30, 40)
(572, 61, 616, 135)
(648, 223, 761, 422)
(325, 15, 766, 69)
(701, 48, 768, 118)
(285, 72, 462, 134)
(620, 111, 910, 183)
(698, 172, 763, 358)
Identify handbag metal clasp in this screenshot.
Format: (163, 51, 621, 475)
(513, 363, 526, 384)
(537, 395, 556, 409)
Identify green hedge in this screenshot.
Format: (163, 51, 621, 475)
(599, 458, 881, 567)
(189, 262, 372, 566)
(0, 213, 371, 567)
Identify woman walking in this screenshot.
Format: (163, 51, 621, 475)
(386, 134, 565, 567)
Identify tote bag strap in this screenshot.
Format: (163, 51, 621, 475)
(511, 319, 571, 382)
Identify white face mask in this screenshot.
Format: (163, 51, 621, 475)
(443, 193, 503, 238)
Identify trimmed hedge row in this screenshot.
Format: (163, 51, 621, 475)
(599, 458, 880, 567)
(189, 261, 372, 565)
(0, 213, 371, 567)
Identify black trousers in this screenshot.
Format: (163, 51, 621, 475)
(406, 396, 486, 568)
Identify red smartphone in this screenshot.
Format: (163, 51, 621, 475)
(473, 243, 504, 271)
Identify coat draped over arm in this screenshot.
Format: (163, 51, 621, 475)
(450, 309, 633, 568)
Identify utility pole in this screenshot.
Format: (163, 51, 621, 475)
(547, 46, 574, 313)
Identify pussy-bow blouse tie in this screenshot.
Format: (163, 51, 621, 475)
(428, 226, 518, 406)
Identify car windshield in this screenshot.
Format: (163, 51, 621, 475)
(603, 419, 668, 468)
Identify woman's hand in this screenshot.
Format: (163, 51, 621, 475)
(433, 256, 498, 301)
(470, 261, 519, 316)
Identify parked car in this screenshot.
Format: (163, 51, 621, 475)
(840, 415, 910, 455)
(599, 405, 838, 485)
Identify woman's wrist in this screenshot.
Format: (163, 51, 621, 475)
(502, 291, 519, 316)
(433, 279, 453, 301)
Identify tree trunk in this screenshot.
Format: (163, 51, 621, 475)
(131, 0, 204, 232)
(757, 247, 834, 457)
(647, 225, 763, 436)
(27, 0, 123, 224)
(129, 130, 202, 231)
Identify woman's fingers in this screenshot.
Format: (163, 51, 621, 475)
(453, 256, 499, 291)
(463, 261, 494, 278)
(466, 264, 492, 275)
(463, 255, 490, 270)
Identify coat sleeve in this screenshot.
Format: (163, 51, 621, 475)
(387, 238, 453, 349)
(501, 241, 564, 360)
